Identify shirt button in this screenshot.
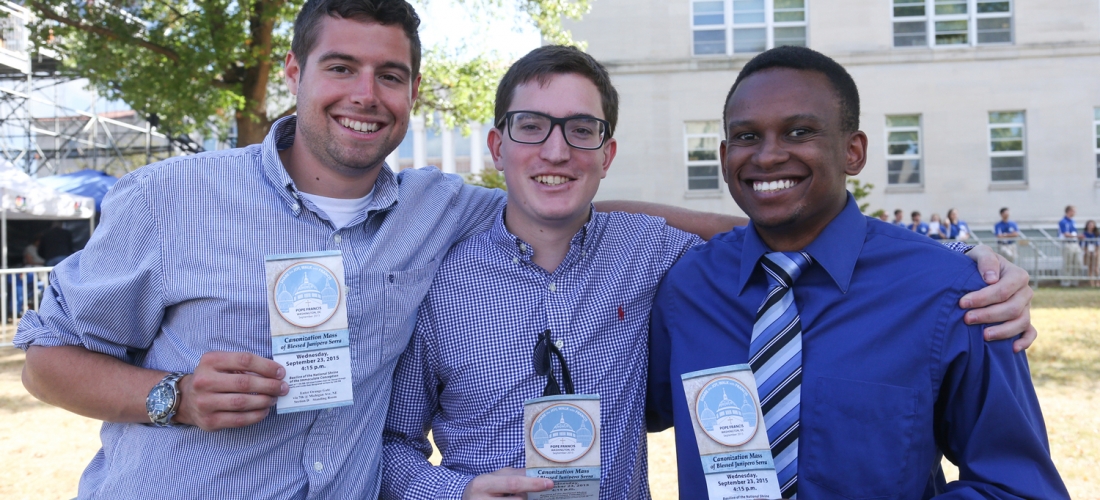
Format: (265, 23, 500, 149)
(314, 462, 324, 472)
(334, 233, 342, 243)
(520, 243, 528, 252)
(548, 282, 556, 292)
(513, 257, 519, 265)
(555, 340, 564, 349)
(291, 203, 300, 211)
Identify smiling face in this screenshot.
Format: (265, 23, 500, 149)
(721, 68, 866, 251)
(284, 16, 420, 196)
(488, 73, 617, 233)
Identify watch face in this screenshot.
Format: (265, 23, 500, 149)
(147, 383, 175, 416)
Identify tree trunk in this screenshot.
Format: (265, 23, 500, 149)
(234, 0, 280, 146)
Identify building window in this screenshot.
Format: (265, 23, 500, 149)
(885, 115, 922, 185)
(1094, 107, 1100, 179)
(892, 0, 1012, 48)
(989, 111, 1026, 182)
(692, 0, 807, 56)
(685, 121, 723, 190)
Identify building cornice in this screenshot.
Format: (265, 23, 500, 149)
(601, 41, 1100, 75)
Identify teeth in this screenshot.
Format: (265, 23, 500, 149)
(535, 175, 570, 186)
(339, 118, 379, 133)
(753, 178, 798, 193)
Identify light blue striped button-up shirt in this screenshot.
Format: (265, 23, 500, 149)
(14, 116, 505, 499)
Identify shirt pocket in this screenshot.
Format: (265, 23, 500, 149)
(380, 259, 440, 365)
(804, 376, 918, 500)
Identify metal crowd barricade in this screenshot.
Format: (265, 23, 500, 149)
(949, 236, 1099, 287)
(0, 265, 51, 347)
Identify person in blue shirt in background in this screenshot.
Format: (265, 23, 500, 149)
(1060, 205, 1083, 286)
(647, 46, 1066, 499)
(908, 210, 929, 235)
(994, 207, 1021, 263)
(892, 208, 907, 227)
(946, 208, 970, 241)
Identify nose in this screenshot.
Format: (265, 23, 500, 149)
(539, 123, 572, 164)
(753, 134, 789, 169)
(349, 72, 380, 107)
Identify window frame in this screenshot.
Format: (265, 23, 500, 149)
(988, 110, 1027, 183)
(684, 120, 724, 192)
(891, 0, 1013, 49)
(884, 114, 924, 187)
(691, 0, 809, 57)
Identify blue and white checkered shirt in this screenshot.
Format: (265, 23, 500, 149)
(14, 116, 505, 499)
(380, 208, 702, 499)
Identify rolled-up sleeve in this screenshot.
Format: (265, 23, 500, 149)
(14, 171, 166, 362)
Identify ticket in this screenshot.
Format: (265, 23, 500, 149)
(681, 364, 781, 500)
(264, 251, 353, 413)
(524, 395, 601, 500)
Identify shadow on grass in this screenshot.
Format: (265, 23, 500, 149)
(1031, 288, 1100, 309)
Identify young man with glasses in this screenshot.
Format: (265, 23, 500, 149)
(379, 45, 1038, 500)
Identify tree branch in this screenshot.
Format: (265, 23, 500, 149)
(31, 1, 181, 62)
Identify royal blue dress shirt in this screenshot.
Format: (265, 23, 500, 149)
(14, 116, 506, 499)
(946, 221, 969, 240)
(648, 195, 1067, 500)
(381, 208, 701, 499)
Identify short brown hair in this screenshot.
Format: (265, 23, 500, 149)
(494, 45, 619, 137)
(292, 0, 422, 75)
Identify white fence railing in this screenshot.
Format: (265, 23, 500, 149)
(1, 266, 51, 347)
(989, 238, 1100, 286)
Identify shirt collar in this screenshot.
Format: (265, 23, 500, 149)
(488, 204, 597, 263)
(261, 115, 399, 219)
(737, 193, 865, 295)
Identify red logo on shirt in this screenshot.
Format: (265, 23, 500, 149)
(618, 305, 625, 321)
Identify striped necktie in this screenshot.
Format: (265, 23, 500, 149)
(750, 251, 813, 499)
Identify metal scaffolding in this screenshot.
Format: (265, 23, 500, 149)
(0, 1, 183, 178)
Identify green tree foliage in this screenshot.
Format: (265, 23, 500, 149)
(465, 166, 506, 190)
(27, 0, 591, 146)
(847, 178, 874, 213)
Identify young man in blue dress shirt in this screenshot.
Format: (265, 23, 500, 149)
(381, 46, 1043, 500)
(1060, 205, 1083, 286)
(909, 210, 930, 236)
(647, 46, 1067, 499)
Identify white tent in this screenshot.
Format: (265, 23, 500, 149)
(0, 162, 96, 269)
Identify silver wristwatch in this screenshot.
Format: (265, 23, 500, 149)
(146, 371, 187, 427)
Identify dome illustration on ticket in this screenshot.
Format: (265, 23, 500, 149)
(524, 394, 601, 500)
(265, 250, 353, 414)
(682, 364, 782, 500)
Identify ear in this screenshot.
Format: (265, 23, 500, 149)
(719, 139, 730, 182)
(410, 74, 421, 102)
(598, 138, 617, 179)
(285, 52, 301, 95)
(487, 126, 505, 172)
(844, 131, 868, 176)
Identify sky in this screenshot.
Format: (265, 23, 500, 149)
(49, 0, 542, 115)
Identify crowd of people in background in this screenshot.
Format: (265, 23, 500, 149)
(878, 204, 1098, 287)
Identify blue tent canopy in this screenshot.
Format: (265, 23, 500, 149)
(36, 170, 119, 212)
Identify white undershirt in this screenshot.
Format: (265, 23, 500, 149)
(299, 189, 374, 229)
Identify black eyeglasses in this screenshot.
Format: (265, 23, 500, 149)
(498, 110, 611, 150)
(533, 329, 574, 397)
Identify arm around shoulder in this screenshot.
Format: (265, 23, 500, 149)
(594, 200, 747, 241)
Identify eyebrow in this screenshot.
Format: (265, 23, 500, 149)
(726, 113, 825, 129)
(314, 51, 412, 77)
